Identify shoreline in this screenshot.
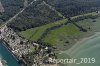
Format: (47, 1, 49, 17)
(67, 32, 100, 55)
(59, 31, 100, 56)
(0, 39, 20, 64)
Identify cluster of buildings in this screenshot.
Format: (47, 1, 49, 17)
(0, 25, 34, 59)
(0, 25, 58, 66)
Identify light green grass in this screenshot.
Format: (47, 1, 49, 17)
(19, 12, 100, 46)
(19, 19, 68, 41)
(71, 12, 98, 19)
(76, 19, 93, 30)
(76, 17, 100, 31)
(43, 24, 81, 45)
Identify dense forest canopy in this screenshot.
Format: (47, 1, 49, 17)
(0, 0, 24, 23)
(7, 1, 63, 31)
(1, 0, 100, 31)
(44, 0, 100, 17)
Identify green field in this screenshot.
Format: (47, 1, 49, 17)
(76, 19, 93, 30)
(19, 19, 82, 50)
(19, 19, 68, 41)
(19, 13, 100, 49)
(76, 17, 100, 31)
(42, 23, 82, 50)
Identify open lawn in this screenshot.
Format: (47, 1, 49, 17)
(19, 19, 68, 41)
(76, 17, 100, 31)
(19, 13, 100, 50)
(76, 19, 93, 31)
(43, 24, 81, 49)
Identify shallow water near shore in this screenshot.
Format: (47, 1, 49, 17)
(0, 42, 21, 66)
(67, 32, 100, 66)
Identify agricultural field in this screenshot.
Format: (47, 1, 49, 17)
(19, 19, 68, 41)
(19, 21, 83, 50)
(43, 24, 81, 45)
(76, 19, 93, 31)
(42, 24, 82, 50)
(19, 15, 100, 50)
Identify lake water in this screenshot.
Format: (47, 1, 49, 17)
(67, 32, 100, 66)
(0, 42, 21, 66)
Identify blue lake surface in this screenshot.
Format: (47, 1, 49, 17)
(0, 42, 21, 66)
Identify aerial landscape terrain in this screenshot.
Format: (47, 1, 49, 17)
(0, 0, 100, 66)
